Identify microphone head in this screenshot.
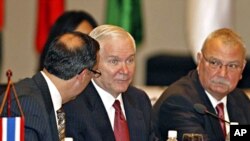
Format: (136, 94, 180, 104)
(193, 103, 207, 114)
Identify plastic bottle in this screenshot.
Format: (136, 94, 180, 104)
(167, 130, 178, 141)
(226, 122, 239, 141)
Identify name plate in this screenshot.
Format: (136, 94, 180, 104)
(230, 125, 250, 141)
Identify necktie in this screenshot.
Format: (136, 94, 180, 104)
(57, 108, 66, 141)
(113, 100, 130, 141)
(216, 103, 226, 138)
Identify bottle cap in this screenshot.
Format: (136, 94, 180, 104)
(168, 130, 177, 138)
(230, 122, 239, 125)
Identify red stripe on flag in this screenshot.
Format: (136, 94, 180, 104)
(35, 0, 64, 54)
(0, 0, 3, 31)
(20, 117, 25, 141)
(0, 118, 2, 140)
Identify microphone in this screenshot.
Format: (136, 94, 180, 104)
(193, 103, 230, 124)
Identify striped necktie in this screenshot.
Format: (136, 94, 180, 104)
(57, 108, 65, 141)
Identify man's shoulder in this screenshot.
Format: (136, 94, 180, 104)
(229, 88, 250, 102)
(124, 86, 152, 107)
(126, 85, 149, 97)
(10, 73, 47, 108)
(161, 75, 199, 99)
(14, 75, 41, 97)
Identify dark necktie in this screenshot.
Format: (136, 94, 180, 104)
(113, 100, 130, 141)
(216, 103, 226, 138)
(57, 108, 66, 141)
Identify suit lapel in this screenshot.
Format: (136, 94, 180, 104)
(204, 100, 225, 140)
(33, 72, 59, 141)
(86, 82, 115, 141)
(192, 71, 225, 140)
(122, 91, 144, 141)
(227, 95, 247, 124)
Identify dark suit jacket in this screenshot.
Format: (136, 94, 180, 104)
(0, 72, 59, 141)
(64, 82, 157, 141)
(153, 70, 250, 141)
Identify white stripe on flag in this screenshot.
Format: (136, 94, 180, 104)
(15, 117, 21, 141)
(2, 117, 7, 141)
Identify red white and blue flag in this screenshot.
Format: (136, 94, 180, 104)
(0, 117, 25, 141)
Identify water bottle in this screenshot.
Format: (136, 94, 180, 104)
(167, 130, 178, 141)
(226, 122, 239, 141)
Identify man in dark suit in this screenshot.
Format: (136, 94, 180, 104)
(0, 32, 99, 141)
(153, 28, 250, 141)
(64, 25, 156, 141)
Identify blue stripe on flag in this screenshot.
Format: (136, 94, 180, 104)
(7, 118, 16, 141)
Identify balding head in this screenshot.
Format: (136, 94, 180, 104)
(201, 28, 246, 58)
(58, 33, 85, 50)
(44, 31, 100, 80)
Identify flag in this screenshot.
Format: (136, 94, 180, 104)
(0, 73, 25, 141)
(186, 0, 234, 62)
(0, 117, 25, 141)
(0, 0, 3, 31)
(105, 0, 143, 46)
(0, 0, 3, 77)
(35, 0, 64, 54)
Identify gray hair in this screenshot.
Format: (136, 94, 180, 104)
(89, 24, 136, 51)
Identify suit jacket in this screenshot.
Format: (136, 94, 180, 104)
(153, 70, 250, 141)
(0, 72, 59, 141)
(64, 82, 157, 141)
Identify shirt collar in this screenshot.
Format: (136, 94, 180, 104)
(205, 90, 227, 109)
(41, 71, 62, 111)
(91, 79, 123, 109)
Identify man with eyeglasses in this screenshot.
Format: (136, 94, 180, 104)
(0, 32, 100, 141)
(153, 28, 250, 141)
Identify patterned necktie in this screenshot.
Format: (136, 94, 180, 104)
(216, 103, 226, 138)
(57, 108, 66, 141)
(113, 100, 130, 141)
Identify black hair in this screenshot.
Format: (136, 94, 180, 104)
(44, 31, 99, 80)
(39, 10, 98, 70)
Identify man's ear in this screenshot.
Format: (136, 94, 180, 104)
(197, 52, 202, 63)
(196, 52, 202, 72)
(77, 69, 88, 80)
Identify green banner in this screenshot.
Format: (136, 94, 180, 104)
(105, 0, 143, 46)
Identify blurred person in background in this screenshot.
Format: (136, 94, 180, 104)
(38, 10, 98, 70)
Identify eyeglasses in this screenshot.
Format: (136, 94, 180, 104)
(202, 53, 243, 72)
(88, 68, 101, 78)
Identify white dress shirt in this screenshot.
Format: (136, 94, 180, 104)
(92, 80, 127, 130)
(205, 90, 230, 134)
(41, 71, 62, 129)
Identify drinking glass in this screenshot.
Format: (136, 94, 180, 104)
(182, 133, 203, 141)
